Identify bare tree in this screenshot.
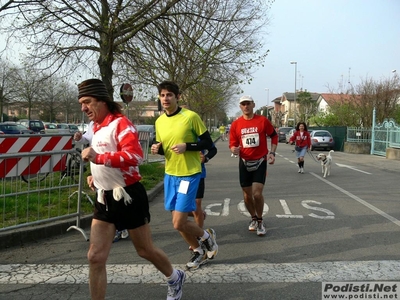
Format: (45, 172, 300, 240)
(296, 91, 318, 125)
(121, 0, 270, 112)
(318, 75, 400, 126)
(0, 57, 17, 121)
(0, 0, 42, 12)
(8, 66, 46, 120)
(58, 82, 82, 123)
(1, 0, 272, 115)
(0, 0, 183, 98)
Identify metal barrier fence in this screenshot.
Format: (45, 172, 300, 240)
(138, 131, 151, 162)
(347, 118, 400, 156)
(0, 149, 91, 240)
(0, 130, 152, 242)
(346, 127, 372, 143)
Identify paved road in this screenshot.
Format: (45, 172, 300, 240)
(1, 141, 400, 299)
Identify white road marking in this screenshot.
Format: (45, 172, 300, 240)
(310, 172, 400, 227)
(276, 199, 303, 218)
(336, 163, 372, 175)
(237, 200, 269, 217)
(1, 261, 400, 284)
(301, 200, 335, 219)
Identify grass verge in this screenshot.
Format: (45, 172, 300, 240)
(0, 162, 165, 228)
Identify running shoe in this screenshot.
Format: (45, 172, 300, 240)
(186, 251, 208, 270)
(113, 230, 121, 243)
(300, 167, 304, 174)
(167, 270, 186, 300)
(298, 168, 302, 173)
(248, 219, 257, 231)
(202, 228, 218, 259)
(257, 221, 267, 236)
(121, 229, 129, 239)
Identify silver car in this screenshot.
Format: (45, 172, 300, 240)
(285, 128, 296, 144)
(310, 130, 335, 151)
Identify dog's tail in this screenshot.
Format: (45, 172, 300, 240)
(329, 150, 334, 153)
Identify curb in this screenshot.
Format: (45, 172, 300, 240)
(0, 181, 164, 249)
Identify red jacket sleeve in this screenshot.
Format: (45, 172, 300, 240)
(229, 121, 239, 149)
(95, 118, 143, 167)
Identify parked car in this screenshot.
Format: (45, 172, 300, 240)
(277, 127, 293, 142)
(56, 123, 71, 134)
(285, 128, 296, 143)
(0, 123, 22, 134)
(310, 130, 335, 151)
(77, 123, 89, 133)
(68, 124, 79, 134)
(43, 122, 59, 134)
(2, 121, 35, 134)
(135, 124, 156, 144)
(17, 119, 45, 134)
(15, 123, 35, 134)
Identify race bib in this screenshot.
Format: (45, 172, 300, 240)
(241, 133, 260, 148)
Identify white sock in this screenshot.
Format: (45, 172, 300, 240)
(167, 269, 179, 284)
(194, 246, 204, 254)
(200, 230, 210, 241)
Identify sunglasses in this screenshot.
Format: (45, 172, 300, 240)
(240, 101, 253, 106)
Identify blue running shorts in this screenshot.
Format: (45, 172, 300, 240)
(164, 173, 201, 212)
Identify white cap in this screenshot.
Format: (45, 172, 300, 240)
(239, 95, 254, 104)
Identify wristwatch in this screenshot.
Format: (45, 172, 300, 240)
(269, 152, 275, 156)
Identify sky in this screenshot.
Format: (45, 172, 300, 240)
(232, 0, 400, 116)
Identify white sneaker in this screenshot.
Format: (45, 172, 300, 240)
(201, 228, 218, 259)
(257, 221, 267, 236)
(248, 219, 257, 231)
(167, 270, 185, 300)
(186, 251, 208, 270)
(298, 168, 301, 173)
(300, 168, 304, 174)
(121, 229, 129, 239)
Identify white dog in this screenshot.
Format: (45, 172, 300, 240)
(316, 150, 334, 178)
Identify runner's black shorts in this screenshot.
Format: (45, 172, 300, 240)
(239, 159, 267, 187)
(93, 181, 150, 231)
(195, 178, 205, 199)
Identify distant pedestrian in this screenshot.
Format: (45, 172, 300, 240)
(289, 122, 311, 174)
(78, 78, 185, 300)
(219, 125, 226, 141)
(229, 95, 278, 236)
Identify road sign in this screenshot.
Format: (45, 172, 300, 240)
(120, 83, 133, 103)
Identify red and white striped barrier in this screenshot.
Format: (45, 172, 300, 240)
(0, 135, 72, 178)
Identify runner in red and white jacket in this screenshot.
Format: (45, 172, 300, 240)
(78, 78, 185, 300)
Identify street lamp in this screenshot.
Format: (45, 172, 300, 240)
(290, 61, 297, 126)
(265, 88, 270, 121)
